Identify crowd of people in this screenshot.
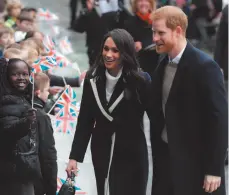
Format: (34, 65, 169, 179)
(0, 0, 227, 195)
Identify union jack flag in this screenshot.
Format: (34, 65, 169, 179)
(40, 56, 57, 70)
(54, 86, 80, 134)
(56, 53, 72, 68)
(43, 35, 56, 52)
(31, 56, 57, 74)
(59, 36, 73, 55)
(57, 177, 87, 195)
(38, 8, 59, 20)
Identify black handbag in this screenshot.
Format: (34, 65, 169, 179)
(14, 119, 41, 179)
(58, 172, 76, 195)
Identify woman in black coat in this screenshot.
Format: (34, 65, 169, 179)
(66, 29, 152, 195)
(124, 0, 159, 77)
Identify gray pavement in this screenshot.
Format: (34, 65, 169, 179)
(22, 0, 228, 194)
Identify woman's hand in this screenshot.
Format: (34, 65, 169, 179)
(66, 159, 78, 177)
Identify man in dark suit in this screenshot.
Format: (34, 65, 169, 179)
(214, 5, 228, 91)
(150, 6, 228, 195)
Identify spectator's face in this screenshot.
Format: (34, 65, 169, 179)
(37, 82, 50, 102)
(152, 19, 176, 54)
(102, 37, 121, 73)
(8, 61, 30, 92)
(10, 7, 21, 18)
(0, 33, 15, 47)
(136, 0, 151, 14)
(18, 20, 33, 32)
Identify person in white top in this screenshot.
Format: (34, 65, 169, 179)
(66, 29, 152, 195)
(150, 6, 227, 195)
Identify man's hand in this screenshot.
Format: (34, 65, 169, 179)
(203, 175, 221, 193)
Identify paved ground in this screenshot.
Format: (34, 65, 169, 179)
(22, 0, 228, 194)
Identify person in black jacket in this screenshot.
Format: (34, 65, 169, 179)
(214, 5, 228, 90)
(73, 4, 104, 67)
(66, 29, 152, 195)
(124, 0, 159, 77)
(73, 0, 119, 67)
(33, 72, 57, 195)
(0, 58, 37, 195)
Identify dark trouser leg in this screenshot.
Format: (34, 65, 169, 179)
(151, 143, 173, 195)
(70, 0, 78, 27)
(195, 17, 209, 43)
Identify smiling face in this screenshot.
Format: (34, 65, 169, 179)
(8, 61, 30, 92)
(136, 0, 151, 14)
(102, 37, 121, 74)
(152, 19, 177, 54)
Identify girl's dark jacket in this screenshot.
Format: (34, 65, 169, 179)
(0, 95, 57, 193)
(0, 94, 39, 182)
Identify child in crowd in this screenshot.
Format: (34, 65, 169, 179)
(5, 1, 22, 29)
(33, 72, 57, 195)
(21, 37, 45, 55)
(0, 26, 15, 56)
(21, 7, 38, 20)
(15, 13, 35, 42)
(3, 47, 28, 60)
(0, 58, 38, 195)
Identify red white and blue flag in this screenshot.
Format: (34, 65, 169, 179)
(59, 36, 73, 55)
(54, 86, 80, 134)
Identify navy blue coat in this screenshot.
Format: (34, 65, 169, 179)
(150, 42, 228, 195)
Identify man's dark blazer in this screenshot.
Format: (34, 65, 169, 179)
(150, 42, 228, 195)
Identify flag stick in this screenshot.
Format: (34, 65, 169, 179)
(47, 85, 69, 114)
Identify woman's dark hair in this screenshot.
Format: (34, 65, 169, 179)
(0, 58, 32, 97)
(88, 29, 144, 81)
